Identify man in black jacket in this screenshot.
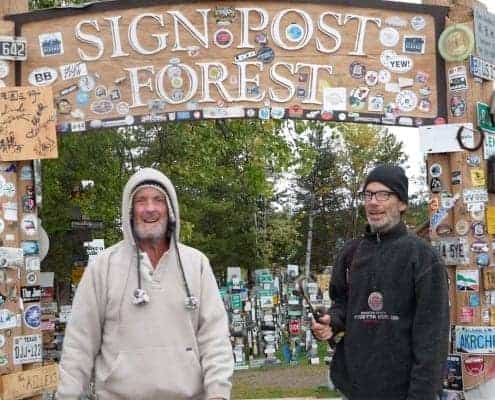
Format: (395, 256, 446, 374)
(312, 164, 449, 400)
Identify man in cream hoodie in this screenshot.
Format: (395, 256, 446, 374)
(57, 168, 234, 400)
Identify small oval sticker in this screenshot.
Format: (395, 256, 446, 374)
(28, 67, 58, 86)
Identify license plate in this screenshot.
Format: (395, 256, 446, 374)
(0, 36, 27, 60)
(13, 334, 42, 365)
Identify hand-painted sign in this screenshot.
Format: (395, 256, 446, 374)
(456, 326, 495, 354)
(8, 0, 448, 132)
(0, 36, 27, 61)
(0, 86, 57, 161)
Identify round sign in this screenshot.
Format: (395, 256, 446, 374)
(438, 24, 474, 62)
(378, 69, 391, 84)
(23, 304, 41, 329)
(379, 27, 400, 47)
(214, 29, 233, 48)
(396, 90, 418, 112)
(368, 291, 383, 311)
(286, 23, 304, 42)
(410, 16, 426, 31)
(26, 271, 38, 285)
(430, 163, 442, 178)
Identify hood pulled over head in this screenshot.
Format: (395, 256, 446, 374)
(122, 168, 180, 246)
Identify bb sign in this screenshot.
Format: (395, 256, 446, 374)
(8, 0, 447, 133)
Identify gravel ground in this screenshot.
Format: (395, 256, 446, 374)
(232, 362, 332, 395)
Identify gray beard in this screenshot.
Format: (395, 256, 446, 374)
(134, 221, 168, 243)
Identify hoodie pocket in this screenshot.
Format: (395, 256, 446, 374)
(103, 345, 203, 399)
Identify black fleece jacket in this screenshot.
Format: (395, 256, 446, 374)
(329, 222, 449, 400)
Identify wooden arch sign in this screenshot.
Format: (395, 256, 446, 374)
(6, 0, 448, 133)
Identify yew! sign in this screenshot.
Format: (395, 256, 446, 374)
(8, 0, 447, 133)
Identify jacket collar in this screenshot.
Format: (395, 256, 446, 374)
(364, 221, 407, 243)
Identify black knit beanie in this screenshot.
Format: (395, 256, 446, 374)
(364, 165, 408, 203)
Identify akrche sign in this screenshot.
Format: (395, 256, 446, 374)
(7, 0, 447, 133)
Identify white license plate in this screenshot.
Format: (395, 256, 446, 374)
(13, 334, 42, 365)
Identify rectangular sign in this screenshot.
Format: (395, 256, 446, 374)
(0, 247, 24, 268)
(435, 237, 469, 266)
(13, 334, 42, 365)
(477, 102, 495, 134)
(0, 35, 27, 61)
(0, 86, 57, 161)
(456, 326, 495, 354)
(474, 5, 495, 65)
(21, 286, 42, 303)
(1, 363, 58, 400)
(469, 55, 495, 81)
(10, 0, 448, 132)
(419, 123, 474, 153)
(456, 270, 479, 292)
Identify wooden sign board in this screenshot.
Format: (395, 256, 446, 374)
(8, 0, 448, 133)
(1, 363, 58, 400)
(0, 86, 57, 161)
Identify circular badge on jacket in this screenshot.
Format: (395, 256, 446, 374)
(368, 291, 383, 311)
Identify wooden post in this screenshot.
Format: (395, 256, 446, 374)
(424, 0, 494, 394)
(0, 2, 54, 400)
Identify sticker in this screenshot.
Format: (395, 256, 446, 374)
(430, 177, 442, 193)
(323, 87, 346, 111)
(13, 334, 42, 364)
(385, 82, 400, 93)
(438, 24, 475, 62)
(396, 90, 418, 112)
(0, 309, 18, 330)
(0, 219, 4, 235)
(436, 224, 452, 236)
(171, 76, 183, 89)
(26, 271, 38, 286)
(456, 220, 469, 235)
(28, 67, 57, 87)
(472, 222, 486, 237)
(59, 62, 88, 81)
(234, 50, 257, 62)
(385, 16, 407, 28)
(255, 33, 268, 45)
(381, 51, 413, 73)
(384, 102, 400, 118)
(411, 16, 426, 31)
(403, 35, 426, 54)
(477, 252, 490, 267)
(349, 62, 366, 79)
(0, 61, 9, 79)
(415, 71, 429, 84)
(419, 86, 432, 97)
(70, 109, 84, 120)
(471, 168, 486, 187)
(56, 99, 71, 114)
(398, 77, 414, 88)
(469, 293, 481, 307)
(109, 88, 121, 101)
(448, 66, 468, 92)
(464, 355, 484, 375)
(76, 91, 90, 107)
(459, 307, 474, 323)
(21, 286, 41, 303)
(214, 6, 236, 26)
(471, 208, 486, 220)
(378, 69, 391, 84)
(39, 32, 64, 56)
(286, 23, 304, 42)
(365, 70, 378, 86)
(257, 47, 274, 64)
(21, 214, 37, 236)
(116, 101, 130, 115)
(418, 99, 431, 113)
(71, 120, 86, 132)
(452, 171, 462, 185)
(368, 291, 383, 311)
(368, 95, 384, 112)
(214, 29, 233, 48)
(467, 154, 481, 167)
(25, 257, 40, 272)
(430, 197, 439, 211)
(380, 27, 400, 47)
(3, 182, 15, 198)
(271, 107, 285, 119)
(430, 163, 442, 177)
(59, 84, 78, 97)
(21, 241, 39, 256)
(0, 335, 4, 348)
(450, 96, 466, 117)
(91, 100, 113, 115)
(78, 74, 96, 92)
(258, 107, 270, 120)
(471, 241, 489, 253)
(23, 304, 41, 329)
(3, 202, 17, 221)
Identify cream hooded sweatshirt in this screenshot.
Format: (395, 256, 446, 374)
(57, 168, 234, 399)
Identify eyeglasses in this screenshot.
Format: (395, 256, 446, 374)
(359, 190, 396, 202)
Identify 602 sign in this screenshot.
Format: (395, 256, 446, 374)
(13, 334, 42, 365)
